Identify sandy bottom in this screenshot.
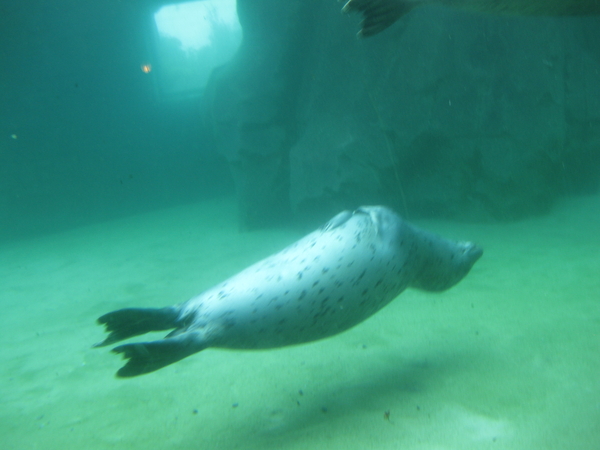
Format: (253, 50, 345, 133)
(1, 195, 599, 450)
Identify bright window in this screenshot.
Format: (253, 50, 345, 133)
(152, 0, 242, 100)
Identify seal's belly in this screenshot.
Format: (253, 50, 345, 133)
(183, 214, 410, 349)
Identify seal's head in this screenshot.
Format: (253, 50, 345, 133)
(410, 236, 483, 292)
(353, 206, 483, 292)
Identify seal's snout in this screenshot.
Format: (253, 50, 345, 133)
(460, 242, 483, 263)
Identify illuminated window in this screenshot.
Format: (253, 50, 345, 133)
(151, 0, 242, 100)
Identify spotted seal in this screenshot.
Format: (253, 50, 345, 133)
(95, 206, 482, 377)
(342, 0, 600, 37)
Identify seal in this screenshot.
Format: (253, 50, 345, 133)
(342, 0, 600, 37)
(95, 206, 482, 377)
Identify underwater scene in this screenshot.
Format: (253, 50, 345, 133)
(1, 0, 599, 449)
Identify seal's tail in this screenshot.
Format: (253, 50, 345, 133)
(94, 307, 181, 347)
(341, 0, 416, 37)
(94, 307, 206, 377)
(111, 335, 206, 377)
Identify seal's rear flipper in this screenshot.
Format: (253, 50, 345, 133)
(95, 307, 180, 347)
(341, 0, 416, 37)
(112, 334, 206, 377)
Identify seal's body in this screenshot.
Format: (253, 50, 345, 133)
(95, 206, 482, 377)
(342, 0, 600, 37)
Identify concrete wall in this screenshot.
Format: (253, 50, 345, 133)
(205, 0, 600, 227)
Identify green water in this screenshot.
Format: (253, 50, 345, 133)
(1, 194, 598, 450)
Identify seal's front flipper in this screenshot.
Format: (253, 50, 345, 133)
(95, 307, 180, 347)
(341, 0, 416, 37)
(112, 334, 206, 377)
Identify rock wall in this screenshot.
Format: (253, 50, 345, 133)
(205, 0, 600, 227)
